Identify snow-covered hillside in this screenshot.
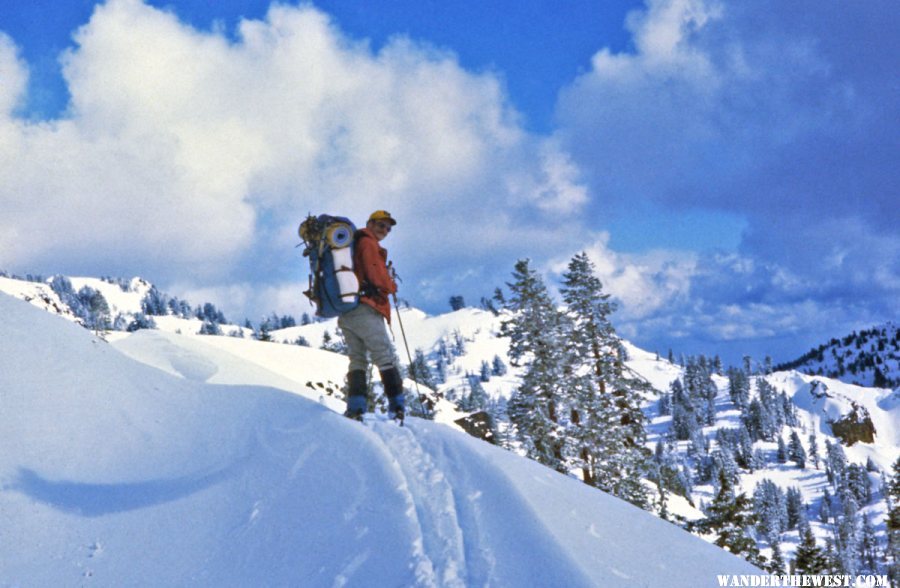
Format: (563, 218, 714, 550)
(276, 305, 900, 573)
(3, 271, 898, 577)
(0, 293, 760, 585)
(775, 323, 900, 389)
(0, 272, 233, 336)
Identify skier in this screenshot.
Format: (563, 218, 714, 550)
(338, 210, 405, 421)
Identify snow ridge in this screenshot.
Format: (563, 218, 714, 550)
(1, 290, 765, 586)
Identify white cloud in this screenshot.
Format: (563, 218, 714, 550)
(0, 0, 588, 288)
(548, 232, 697, 320)
(0, 33, 28, 116)
(549, 0, 898, 360)
(505, 140, 588, 215)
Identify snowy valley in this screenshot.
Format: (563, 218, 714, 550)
(1, 271, 898, 585)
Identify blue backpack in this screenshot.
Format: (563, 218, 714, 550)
(299, 214, 361, 318)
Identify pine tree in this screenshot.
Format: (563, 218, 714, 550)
(734, 427, 753, 471)
(434, 355, 447, 384)
(825, 440, 848, 487)
(140, 286, 168, 316)
(727, 367, 751, 409)
(504, 259, 568, 474)
(788, 430, 806, 469)
(859, 514, 880, 574)
(408, 348, 436, 390)
(808, 431, 821, 469)
(126, 313, 157, 332)
(785, 487, 804, 530)
(463, 375, 490, 412)
(846, 464, 872, 505)
(321, 329, 347, 352)
(449, 295, 466, 311)
(753, 479, 787, 538)
(670, 379, 698, 441)
(767, 536, 786, 574)
(479, 360, 492, 383)
(820, 488, 834, 524)
(836, 496, 862, 576)
(693, 469, 765, 567)
(886, 457, 900, 585)
(777, 436, 788, 464)
(794, 519, 829, 574)
(198, 319, 222, 335)
(491, 354, 507, 376)
(658, 391, 672, 416)
(77, 286, 111, 331)
(257, 319, 273, 342)
(559, 252, 650, 508)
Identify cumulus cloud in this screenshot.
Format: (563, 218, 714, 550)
(0, 0, 588, 307)
(554, 0, 899, 357)
(2, 0, 894, 362)
(544, 227, 895, 364)
(0, 33, 28, 115)
(556, 0, 864, 208)
(548, 232, 696, 321)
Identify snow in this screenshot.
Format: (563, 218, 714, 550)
(0, 292, 760, 585)
(0, 275, 79, 323)
(768, 371, 900, 469)
(67, 276, 152, 317)
(622, 340, 684, 393)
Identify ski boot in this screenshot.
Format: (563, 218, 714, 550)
(344, 370, 368, 422)
(380, 367, 406, 425)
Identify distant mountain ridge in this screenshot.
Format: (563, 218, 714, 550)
(775, 323, 900, 389)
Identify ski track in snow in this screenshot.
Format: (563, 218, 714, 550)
(370, 418, 468, 588)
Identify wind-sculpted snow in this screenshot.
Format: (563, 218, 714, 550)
(0, 293, 758, 585)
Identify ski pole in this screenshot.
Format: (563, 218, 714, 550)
(392, 294, 430, 418)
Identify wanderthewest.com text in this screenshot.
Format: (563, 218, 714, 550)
(716, 575, 890, 587)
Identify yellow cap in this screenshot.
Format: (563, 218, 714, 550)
(368, 210, 397, 226)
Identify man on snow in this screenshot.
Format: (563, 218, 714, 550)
(338, 210, 405, 421)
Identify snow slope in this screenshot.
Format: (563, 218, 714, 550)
(0, 293, 759, 586)
(770, 371, 900, 454)
(774, 322, 900, 388)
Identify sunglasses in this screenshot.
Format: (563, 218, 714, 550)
(374, 221, 392, 232)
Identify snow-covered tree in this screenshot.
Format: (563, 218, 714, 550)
(126, 313, 157, 332)
(776, 435, 788, 464)
(479, 360, 492, 383)
(408, 348, 436, 390)
(753, 479, 787, 539)
(199, 320, 222, 335)
(559, 252, 650, 508)
(140, 286, 168, 316)
(808, 431, 821, 469)
(692, 469, 765, 567)
(794, 519, 829, 574)
(449, 295, 466, 311)
(785, 486, 805, 531)
(886, 457, 900, 585)
(491, 354, 507, 377)
(503, 259, 568, 474)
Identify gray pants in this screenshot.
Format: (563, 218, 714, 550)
(338, 304, 396, 372)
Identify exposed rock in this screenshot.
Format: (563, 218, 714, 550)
(455, 411, 496, 444)
(829, 402, 876, 446)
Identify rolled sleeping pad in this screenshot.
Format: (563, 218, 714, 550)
(326, 223, 354, 249)
(331, 246, 359, 302)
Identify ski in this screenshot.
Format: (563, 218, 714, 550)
(343, 411, 404, 426)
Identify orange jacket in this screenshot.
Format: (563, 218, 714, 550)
(353, 228, 397, 322)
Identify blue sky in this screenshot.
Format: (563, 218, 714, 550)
(0, 0, 897, 365)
